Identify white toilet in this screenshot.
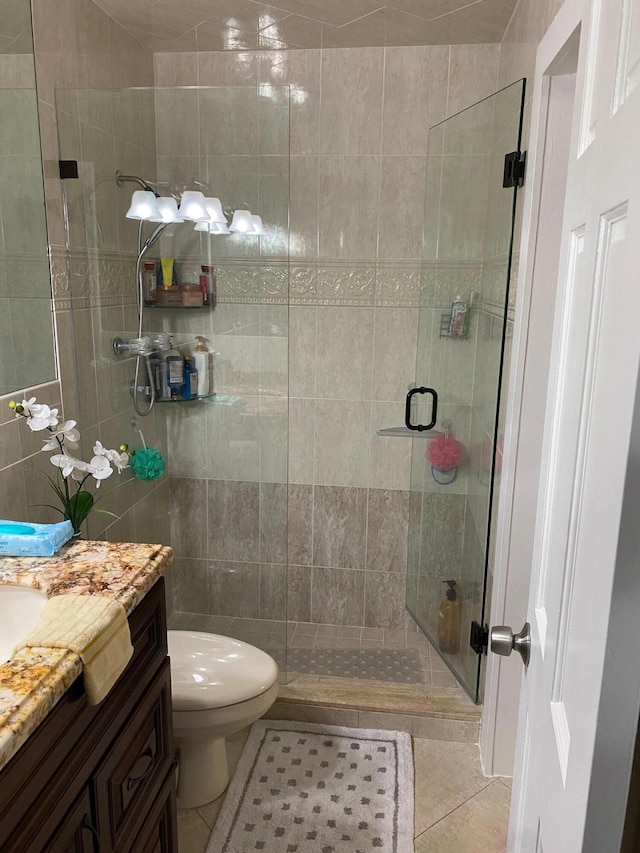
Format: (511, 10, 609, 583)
(167, 630, 279, 808)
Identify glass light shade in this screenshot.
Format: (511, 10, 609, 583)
(251, 215, 265, 235)
(229, 209, 254, 233)
(204, 197, 227, 224)
(150, 197, 183, 223)
(210, 222, 231, 235)
(126, 190, 160, 221)
(194, 221, 231, 235)
(178, 190, 208, 221)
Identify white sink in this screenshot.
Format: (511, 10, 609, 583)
(0, 585, 48, 663)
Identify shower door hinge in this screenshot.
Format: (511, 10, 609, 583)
(59, 160, 79, 179)
(470, 621, 489, 656)
(503, 151, 526, 188)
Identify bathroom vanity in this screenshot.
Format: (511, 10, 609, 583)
(0, 541, 176, 853)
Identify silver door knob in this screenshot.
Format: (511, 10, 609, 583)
(490, 623, 531, 666)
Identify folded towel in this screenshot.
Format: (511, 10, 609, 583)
(15, 594, 134, 705)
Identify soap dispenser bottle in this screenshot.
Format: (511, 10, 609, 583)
(193, 336, 213, 397)
(438, 580, 461, 654)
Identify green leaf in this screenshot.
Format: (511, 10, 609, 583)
(66, 490, 94, 533)
(32, 503, 65, 516)
(92, 508, 119, 520)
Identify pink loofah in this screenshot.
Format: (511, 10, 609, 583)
(427, 435, 463, 471)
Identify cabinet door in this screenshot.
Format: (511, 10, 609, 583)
(126, 775, 178, 853)
(45, 785, 101, 853)
(95, 661, 173, 850)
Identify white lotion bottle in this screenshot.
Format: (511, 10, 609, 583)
(194, 336, 212, 397)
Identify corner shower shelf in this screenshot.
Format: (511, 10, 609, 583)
(376, 426, 443, 438)
(144, 303, 214, 310)
(439, 313, 470, 339)
(154, 393, 241, 405)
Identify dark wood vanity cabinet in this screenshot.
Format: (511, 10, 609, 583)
(0, 577, 178, 853)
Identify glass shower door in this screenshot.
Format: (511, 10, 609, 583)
(55, 85, 290, 680)
(406, 80, 526, 701)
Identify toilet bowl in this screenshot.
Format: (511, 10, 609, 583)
(168, 630, 279, 808)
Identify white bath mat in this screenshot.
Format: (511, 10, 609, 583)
(206, 719, 414, 853)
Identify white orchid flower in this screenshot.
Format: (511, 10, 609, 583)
(71, 459, 89, 483)
(87, 455, 113, 487)
(27, 403, 60, 432)
(50, 452, 88, 479)
(16, 396, 36, 415)
(41, 420, 80, 451)
(93, 441, 129, 473)
(106, 447, 130, 472)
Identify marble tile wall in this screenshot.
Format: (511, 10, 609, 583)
(171, 479, 411, 629)
(155, 42, 502, 631)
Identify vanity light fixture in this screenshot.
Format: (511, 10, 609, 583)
(178, 190, 209, 222)
(126, 190, 160, 220)
(251, 214, 266, 235)
(204, 197, 227, 225)
(150, 197, 183, 224)
(229, 209, 255, 233)
(118, 172, 262, 235)
(229, 210, 266, 235)
(194, 221, 231, 235)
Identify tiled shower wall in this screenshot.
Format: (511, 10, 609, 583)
(156, 44, 501, 628)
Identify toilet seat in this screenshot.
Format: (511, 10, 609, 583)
(168, 630, 279, 711)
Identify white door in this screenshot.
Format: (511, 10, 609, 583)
(506, 0, 640, 849)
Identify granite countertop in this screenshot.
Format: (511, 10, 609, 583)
(0, 539, 173, 772)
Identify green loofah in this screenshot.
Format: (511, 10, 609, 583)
(130, 446, 165, 481)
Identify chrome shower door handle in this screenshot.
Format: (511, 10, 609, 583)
(490, 622, 531, 667)
(405, 387, 438, 431)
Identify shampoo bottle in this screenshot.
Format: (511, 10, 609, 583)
(193, 336, 212, 397)
(183, 358, 198, 400)
(199, 264, 216, 307)
(165, 337, 184, 399)
(142, 262, 157, 304)
(448, 296, 467, 337)
(438, 580, 461, 654)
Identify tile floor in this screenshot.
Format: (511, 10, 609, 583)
(177, 727, 510, 852)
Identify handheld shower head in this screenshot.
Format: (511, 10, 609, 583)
(139, 222, 167, 259)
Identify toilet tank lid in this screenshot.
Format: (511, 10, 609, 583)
(168, 630, 279, 710)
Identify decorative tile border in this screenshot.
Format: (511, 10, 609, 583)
(317, 264, 375, 305)
(48, 250, 515, 312)
(52, 248, 139, 309)
(375, 263, 422, 307)
(215, 262, 289, 304)
(431, 261, 483, 309)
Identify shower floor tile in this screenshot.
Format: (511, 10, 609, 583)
(168, 612, 444, 686)
(283, 647, 425, 683)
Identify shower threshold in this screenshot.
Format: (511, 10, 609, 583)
(168, 613, 480, 740)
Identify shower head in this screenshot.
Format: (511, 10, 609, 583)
(115, 170, 158, 195)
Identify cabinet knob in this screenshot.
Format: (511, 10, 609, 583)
(81, 813, 101, 852)
(126, 745, 156, 791)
